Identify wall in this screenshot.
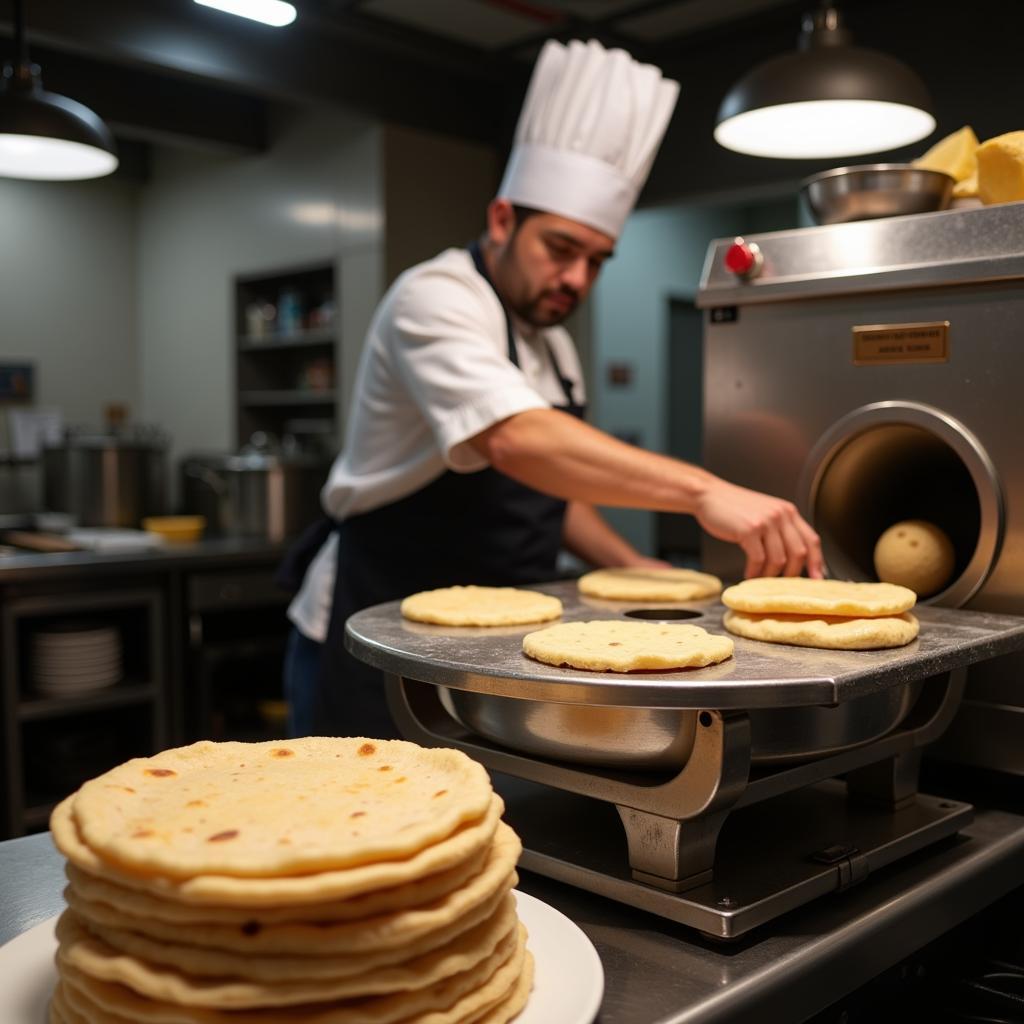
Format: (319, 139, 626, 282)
(137, 104, 385, 494)
(0, 176, 139, 445)
(590, 195, 797, 554)
(382, 125, 499, 287)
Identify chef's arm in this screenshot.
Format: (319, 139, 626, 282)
(469, 407, 823, 578)
(562, 501, 668, 568)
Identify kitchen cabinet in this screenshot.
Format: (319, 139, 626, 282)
(0, 585, 167, 837)
(234, 263, 337, 454)
(0, 539, 289, 839)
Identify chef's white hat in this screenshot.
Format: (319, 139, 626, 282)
(497, 39, 679, 240)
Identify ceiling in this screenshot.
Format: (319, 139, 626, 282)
(1, 0, 1021, 203)
(312, 0, 801, 57)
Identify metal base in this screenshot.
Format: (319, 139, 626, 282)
(496, 773, 973, 940)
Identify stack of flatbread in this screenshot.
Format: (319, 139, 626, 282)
(721, 578, 919, 650)
(48, 738, 532, 1024)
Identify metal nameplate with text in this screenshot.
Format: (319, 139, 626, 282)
(852, 322, 950, 365)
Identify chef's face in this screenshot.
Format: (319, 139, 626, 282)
(487, 200, 615, 327)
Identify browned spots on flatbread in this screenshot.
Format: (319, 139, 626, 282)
(186, 799, 206, 808)
(271, 749, 294, 758)
(378, 765, 392, 772)
(144, 769, 176, 778)
(207, 830, 239, 843)
(608, 642, 621, 646)
(434, 789, 448, 798)
(358, 743, 376, 756)
(350, 811, 366, 819)
(131, 830, 153, 839)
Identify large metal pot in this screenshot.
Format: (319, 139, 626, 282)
(181, 452, 329, 542)
(43, 431, 167, 528)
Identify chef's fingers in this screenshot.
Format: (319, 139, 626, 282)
(780, 514, 809, 577)
(760, 521, 788, 577)
(742, 533, 766, 579)
(793, 515, 825, 578)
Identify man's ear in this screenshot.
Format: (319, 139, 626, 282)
(486, 198, 516, 247)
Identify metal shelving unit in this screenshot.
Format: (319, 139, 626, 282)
(234, 263, 338, 450)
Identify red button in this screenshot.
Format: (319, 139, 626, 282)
(724, 238, 762, 278)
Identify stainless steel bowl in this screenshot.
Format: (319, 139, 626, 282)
(441, 678, 925, 769)
(801, 164, 955, 225)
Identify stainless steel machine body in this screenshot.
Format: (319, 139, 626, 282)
(698, 202, 1024, 775)
(346, 581, 1024, 938)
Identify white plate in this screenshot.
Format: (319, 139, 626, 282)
(0, 892, 602, 1024)
(513, 889, 604, 1024)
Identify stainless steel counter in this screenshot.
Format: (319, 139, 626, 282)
(5, 810, 1024, 1023)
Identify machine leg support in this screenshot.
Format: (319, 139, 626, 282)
(617, 805, 728, 892)
(846, 749, 923, 809)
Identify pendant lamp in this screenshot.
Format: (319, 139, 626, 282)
(0, 0, 117, 180)
(714, 3, 935, 160)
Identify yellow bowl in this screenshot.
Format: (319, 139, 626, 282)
(142, 516, 206, 543)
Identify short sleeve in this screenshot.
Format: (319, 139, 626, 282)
(386, 267, 549, 471)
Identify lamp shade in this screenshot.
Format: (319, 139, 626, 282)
(715, 6, 935, 160)
(0, 64, 118, 180)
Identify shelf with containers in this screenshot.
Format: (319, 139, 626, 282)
(234, 263, 338, 453)
(0, 586, 168, 837)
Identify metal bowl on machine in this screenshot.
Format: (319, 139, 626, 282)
(801, 164, 955, 225)
(441, 677, 925, 769)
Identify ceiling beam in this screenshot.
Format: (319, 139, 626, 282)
(1, 0, 507, 144)
(2, 43, 271, 153)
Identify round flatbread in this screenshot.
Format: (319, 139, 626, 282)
(721, 577, 916, 617)
(58, 923, 528, 1024)
(400, 586, 562, 627)
(723, 609, 920, 650)
(52, 790, 504, 910)
(68, 738, 493, 881)
(56, 895, 518, 1007)
(578, 567, 722, 602)
(523, 619, 733, 672)
(64, 825, 521, 956)
(63, 841, 491, 926)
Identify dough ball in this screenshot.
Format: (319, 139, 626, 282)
(873, 520, 955, 598)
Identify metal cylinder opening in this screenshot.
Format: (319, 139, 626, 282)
(800, 402, 1003, 607)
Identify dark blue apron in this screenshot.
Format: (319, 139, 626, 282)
(314, 242, 585, 737)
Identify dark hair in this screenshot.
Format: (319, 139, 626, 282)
(511, 205, 542, 231)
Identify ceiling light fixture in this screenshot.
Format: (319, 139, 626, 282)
(0, 0, 118, 180)
(714, 3, 935, 160)
(194, 0, 297, 28)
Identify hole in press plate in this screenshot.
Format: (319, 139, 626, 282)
(623, 608, 704, 621)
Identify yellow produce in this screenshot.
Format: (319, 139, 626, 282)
(913, 125, 979, 182)
(976, 131, 1024, 204)
(953, 173, 979, 199)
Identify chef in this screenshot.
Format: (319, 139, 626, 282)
(284, 39, 823, 739)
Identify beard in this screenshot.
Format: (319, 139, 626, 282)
(493, 232, 581, 327)
(510, 286, 580, 327)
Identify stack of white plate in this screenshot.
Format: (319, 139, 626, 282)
(32, 624, 122, 699)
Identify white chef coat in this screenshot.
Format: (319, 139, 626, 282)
(288, 246, 586, 642)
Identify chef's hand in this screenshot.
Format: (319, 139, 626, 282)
(694, 480, 824, 579)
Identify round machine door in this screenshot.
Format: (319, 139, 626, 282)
(798, 401, 1004, 607)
